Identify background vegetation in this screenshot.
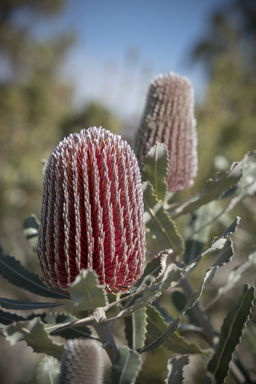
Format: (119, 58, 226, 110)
(0, 0, 256, 383)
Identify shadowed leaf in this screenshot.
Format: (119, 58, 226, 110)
(165, 355, 190, 384)
(202, 285, 255, 384)
(0, 309, 27, 325)
(146, 305, 210, 354)
(111, 346, 142, 384)
(0, 247, 69, 299)
(0, 297, 65, 310)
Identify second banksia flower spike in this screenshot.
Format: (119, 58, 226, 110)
(37, 127, 146, 294)
(134, 72, 198, 192)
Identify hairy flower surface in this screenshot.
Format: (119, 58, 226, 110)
(37, 127, 146, 293)
(58, 339, 103, 384)
(134, 72, 198, 192)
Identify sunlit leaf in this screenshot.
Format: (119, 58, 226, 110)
(69, 269, 107, 310)
(37, 356, 60, 384)
(143, 181, 184, 256)
(171, 161, 243, 218)
(124, 307, 147, 350)
(23, 214, 40, 250)
(143, 143, 168, 201)
(4, 318, 64, 359)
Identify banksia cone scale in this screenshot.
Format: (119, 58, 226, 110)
(58, 339, 103, 384)
(37, 127, 146, 293)
(134, 72, 198, 192)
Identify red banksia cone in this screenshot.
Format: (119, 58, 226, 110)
(134, 72, 198, 192)
(37, 127, 146, 293)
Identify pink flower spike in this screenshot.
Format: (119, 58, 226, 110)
(134, 72, 198, 192)
(37, 127, 146, 294)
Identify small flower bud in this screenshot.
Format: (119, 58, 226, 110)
(58, 339, 103, 384)
(134, 72, 198, 192)
(37, 127, 146, 293)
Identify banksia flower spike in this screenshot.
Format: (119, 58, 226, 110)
(58, 339, 103, 384)
(37, 127, 146, 294)
(134, 72, 198, 192)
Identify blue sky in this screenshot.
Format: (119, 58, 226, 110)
(32, 0, 228, 118)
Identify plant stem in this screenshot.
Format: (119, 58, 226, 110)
(90, 307, 118, 364)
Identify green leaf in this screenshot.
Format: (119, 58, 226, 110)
(0, 247, 69, 299)
(43, 313, 92, 339)
(124, 307, 147, 350)
(184, 202, 215, 265)
(146, 305, 209, 354)
(207, 248, 256, 308)
(143, 182, 184, 256)
(23, 214, 40, 250)
(4, 318, 65, 359)
(111, 346, 142, 384)
(185, 217, 240, 273)
(141, 239, 235, 353)
(0, 309, 27, 325)
(171, 161, 243, 218)
(244, 323, 256, 359)
(143, 143, 168, 201)
(172, 291, 200, 327)
(165, 355, 190, 384)
(203, 285, 255, 384)
(37, 356, 60, 384)
(238, 150, 256, 195)
(0, 297, 65, 310)
(69, 269, 107, 310)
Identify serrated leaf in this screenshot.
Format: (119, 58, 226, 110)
(124, 307, 147, 350)
(0, 309, 27, 325)
(40, 313, 92, 340)
(111, 346, 142, 384)
(238, 150, 256, 195)
(4, 318, 64, 359)
(141, 239, 235, 353)
(146, 305, 208, 354)
(143, 182, 184, 256)
(37, 356, 60, 384)
(165, 355, 190, 384)
(143, 143, 168, 201)
(207, 248, 256, 308)
(185, 217, 240, 273)
(172, 291, 200, 327)
(0, 297, 64, 310)
(244, 323, 256, 359)
(0, 247, 69, 299)
(172, 161, 243, 218)
(203, 285, 255, 384)
(23, 214, 40, 250)
(69, 269, 107, 310)
(158, 263, 183, 291)
(119, 284, 161, 319)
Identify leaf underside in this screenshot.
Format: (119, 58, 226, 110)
(111, 346, 142, 384)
